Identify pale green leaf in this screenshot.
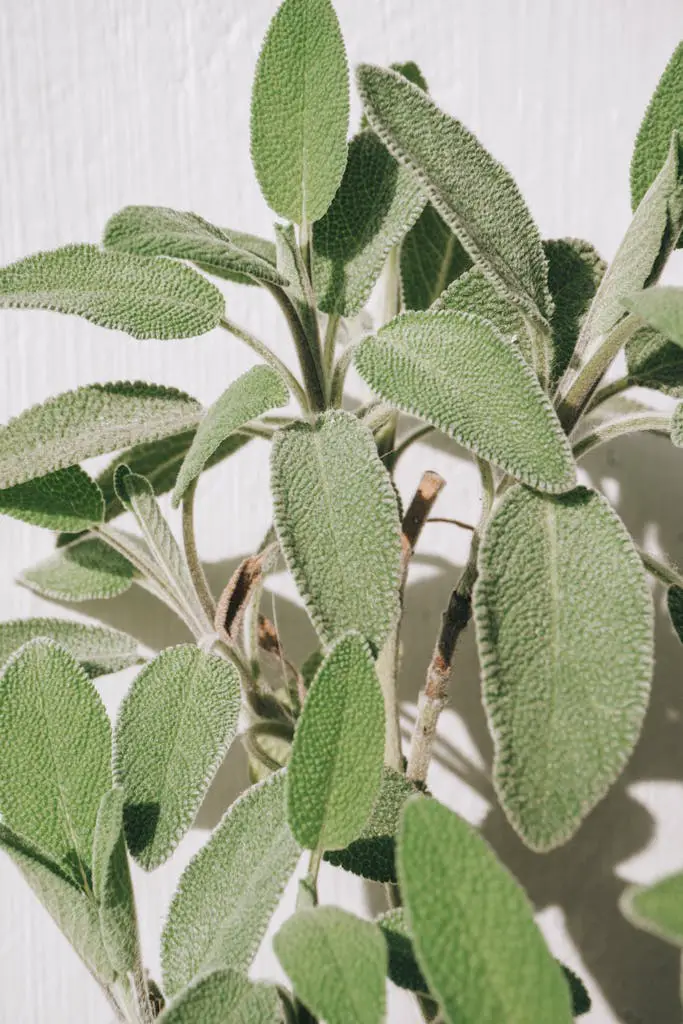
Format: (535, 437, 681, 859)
(626, 324, 683, 396)
(0, 381, 201, 490)
(271, 410, 402, 650)
(360, 61, 429, 131)
(92, 787, 140, 973)
(161, 772, 300, 997)
(158, 969, 282, 1024)
(400, 202, 471, 311)
(357, 64, 552, 327)
(287, 633, 385, 851)
(325, 767, 416, 882)
(670, 402, 683, 446)
(197, 227, 278, 286)
(275, 907, 387, 1024)
(474, 485, 653, 851)
(20, 534, 136, 602)
(0, 244, 223, 338)
(103, 206, 288, 287)
(621, 872, 683, 947)
(355, 311, 576, 493)
(667, 586, 683, 643)
(172, 366, 288, 506)
(631, 43, 683, 215)
(0, 639, 111, 880)
(0, 466, 103, 531)
(0, 618, 139, 678)
(545, 238, 606, 386)
(114, 645, 241, 870)
(434, 268, 530, 360)
(398, 797, 573, 1024)
(250, 0, 349, 224)
(624, 286, 683, 348)
(312, 129, 426, 316)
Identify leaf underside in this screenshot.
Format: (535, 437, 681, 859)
(0, 618, 139, 678)
(20, 535, 136, 602)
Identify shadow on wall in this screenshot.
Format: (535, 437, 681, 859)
(66, 430, 683, 1024)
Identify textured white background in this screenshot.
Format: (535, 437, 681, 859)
(1, 1, 683, 1021)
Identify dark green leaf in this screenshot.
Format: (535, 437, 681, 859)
(0, 466, 103, 531)
(401, 203, 472, 311)
(667, 585, 683, 643)
(545, 238, 605, 386)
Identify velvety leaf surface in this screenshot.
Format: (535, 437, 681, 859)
(0, 244, 223, 338)
(626, 324, 683, 396)
(434, 268, 530, 359)
(114, 645, 241, 870)
(0, 466, 103, 531)
(172, 366, 288, 505)
(545, 238, 605, 385)
(158, 969, 282, 1024)
(251, 0, 349, 224)
(0, 381, 200, 489)
(271, 411, 402, 650)
(161, 772, 300, 997)
(621, 872, 683, 947)
(312, 129, 425, 316)
(20, 535, 136, 602)
(355, 311, 576, 493)
(357, 64, 553, 327)
(631, 43, 683, 214)
(0, 618, 139, 678)
(401, 202, 471, 311)
(398, 797, 573, 1024)
(474, 486, 653, 851)
(274, 222, 320, 354)
(670, 402, 683, 446)
(275, 907, 387, 1024)
(287, 633, 385, 851)
(92, 788, 140, 973)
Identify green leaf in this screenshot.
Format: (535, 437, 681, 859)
(376, 908, 427, 993)
(0, 639, 111, 880)
(360, 61, 429, 131)
(398, 797, 573, 1024)
(561, 965, 592, 1018)
(161, 772, 300, 997)
(667, 585, 683, 643)
(545, 238, 606, 386)
(274, 907, 387, 1024)
(670, 402, 683, 446)
(92, 788, 140, 973)
(0, 381, 200, 490)
(626, 324, 683, 396)
(400, 202, 472, 311)
(434, 268, 530, 359)
(325, 767, 416, 882)
(312, 130, 425, 316)
(624, 286, 683, 348)
(0, 466, 103, 532)
(355, 311, 576, 493)
(250, 0, 349, 224)
(0, 244, 223, 339)
(287, 633, 385, 851)
(20, 534, 136, 602)
(172, 366, 289, 506)
(274, 222, 320, 350)
(0, 618, 139, 678)
(621, 872, 683, 947)
(158, 969, 282, 1024)
(271, 410, 402, 650)
(0, 823, 115, 984)
(631, 43, 683, 214)
(103, 206, 288, 287)
(114, 645, 241, 870)
(473, 485, 653, 851)
(357, 64, 553, 327)
(197, 227, 278, 286)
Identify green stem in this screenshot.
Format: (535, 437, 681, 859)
(181, 479, 217, 623)
(323, 314, 340, 389)
(384, 424, 435, 472)
(329, 341, 358, 408)
(640, 549, 683, 589)
(265, 284, 326, 413)
(573, 412, 671, 461)
(525, 316, 551, 392)
(219, 316, 309, 414)
(584, 376, 632, 413)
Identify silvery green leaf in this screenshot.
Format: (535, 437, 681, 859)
(0, 639, 111, 880)
(623, 287, 683, 348)
(667, 586, 683, 643)
(669, 402, 683, 446)
(0, 466, 103, 531)
(172, 366, 288, 506)
(114, 645, 241, 870)
(271, 410, 402, 650)
(621, 872, 683, 947)
(20, 535, 136, 602)
(312, 130, 425, 316)
(474, 485, 653, 851)
(355, 311, 576, 493)
(360, 60, 429, 131)
(287, 633, 385, 851)
(434, 268, 530, 360)
(397, 797, 573, 1024)
(198, 227, 278, 287)
(0, 824, 115, 984)
(631, 43, 683, 217)
(161, 772, 300, 997)
(103, 206, 288, 287)
(376, 908, 427, 994)
(0, 244, 223, 339)
(544, 238, 605, 386)
(250, 0, 349, 224)
(356, 64, 553, 328)
(400, 203, 471, 311)
(626, 324, 683, 396)
(274, 907, 387, 1024)
(0, 618, 139, 678)
(158, 969, 283, 1024)
(92, 787, 140, 973)
(0, 381, 201, 489)
(325, 767, 416, 882)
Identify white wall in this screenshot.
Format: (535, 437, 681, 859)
(1, 1, 683, 1021)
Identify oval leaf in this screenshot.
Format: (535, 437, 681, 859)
(398, 797, 573, 1024)
(20, 534, 136, 602)
(355, 311, 576, 493)
(287, 633, 385, 851)
(172, 366, 289, 506)
(0, 244, 223, 338)
(631, 43, 683, 214)
(92, 788, 140, 973)
(161, 772, 300, 997)
(621, 872, 683, 947)
(275, 907, 387, 1024)
(0, 466, 103, 531)
(271, 410, 402, 650)
(0, 618, 139, 678)
(545, 237, 606, 386)
(158, 969, 282, 1024)
(114, 645, 241, 870)
(250, 0, 349, 224)
(474, 485, 653, 851)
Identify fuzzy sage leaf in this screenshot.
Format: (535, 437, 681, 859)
(626, 324, 683, 396)
(401, 203, 471, 311)
(158, 969, 283, 1024)
(20, 535, 136, 602)
(92, 787, 140, 974)
(0, 466, 103, 532)
(631, 43, 683, 216)
(623, 287, 683, 348)
(0, 618, 139, 678)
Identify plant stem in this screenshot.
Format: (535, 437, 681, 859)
(265, 284, 326, 413)
(584, 375, 632, 413)
(385, 424, 435, 470)
(640, 549, 683, 589)
(181, 479, 216, 622)
(573, 412, 672, 460)
(323, 314, 340, 387)
(219, 316, 309, 413)
(329, 341, 358, 408)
